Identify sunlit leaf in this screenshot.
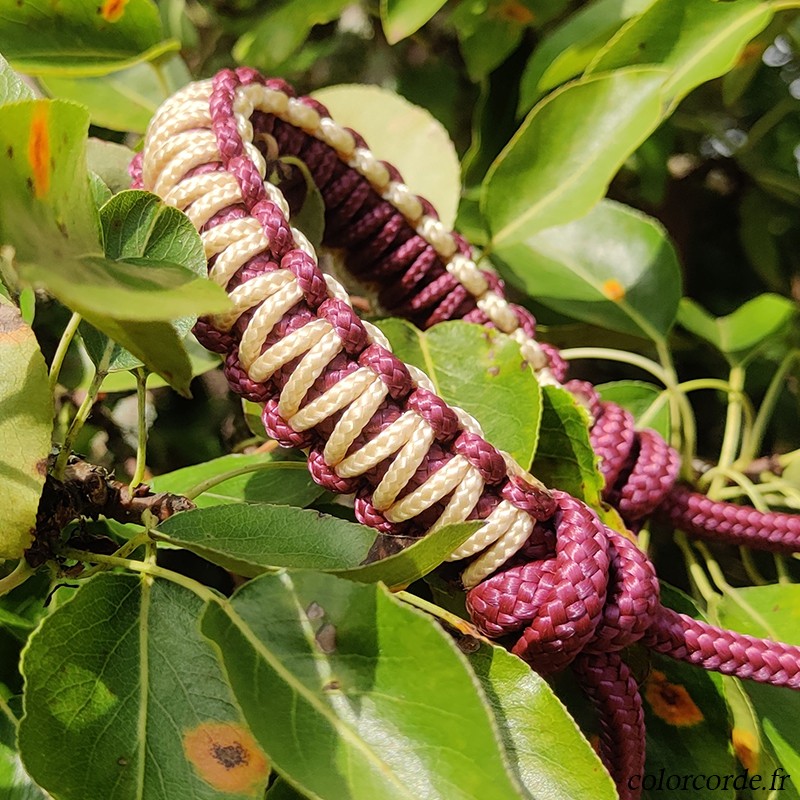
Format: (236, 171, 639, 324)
(0, 296, 52, 559)
(201, 570, 526, 799)
(517, 0, 656, 114)
(493, 199, 682, 341)
(677, 294, 795, 365)
(312, 84, 461, 229)
(483, 69, 667, 245)
(19, 573, 270, 800)
(377, 319, 541, 467)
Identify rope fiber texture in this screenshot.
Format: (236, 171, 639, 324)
(135, 68, 800, 800)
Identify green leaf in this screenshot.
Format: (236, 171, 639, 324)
(517, 0, 656, 114)
(98, 334, 220, 393)
(380, 0, 448, 43)
(201, 570, 525, 800)
(312, 85, 461, 229)
(0, 54, 34, 105)
(483, 68, 667, 246)
(532, 385, 603, 507)
(377, 319, 541, 467)
(717, 584, 800, 789)
(280, 157, 326, 253)
(641, 585, 738, 800)
(587, 0, 773, 109)
(596, 380, 670, 441)
(677, 294, 795, 365)
(0, 296, 53, 559)
(149, 451, 325, 509)
(469, 642, 617, 800)
(41, 61, 173, 133)
(493, 199, 682, 341)
(0, 102, 208, 394)
(19, 573, 270, 800)
(154, 504, 479, 589)
(0, 100, 102, 262)
(79, 190, 223, 372)
(449, 0, 533, 81)
(0, 699, 47, 800)
(232, 0, 351, 71)
(0, 0, 179, 77)
(86, 139, 134, 196)
(154, 505, 379, 576)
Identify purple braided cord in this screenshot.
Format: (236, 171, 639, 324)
(573, 652, 645, 800)
(136, 69, 800, 800)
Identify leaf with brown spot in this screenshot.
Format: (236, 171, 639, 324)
(0, 295, 52, 559)
(19, 573, 269, 800)
(27, 102, 50, 199)
(184, 722, 270, 796)
(644, 670, 704, 727)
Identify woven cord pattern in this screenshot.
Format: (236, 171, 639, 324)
(137, 69, 800, 800)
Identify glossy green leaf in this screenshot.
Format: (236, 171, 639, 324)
(596, 380, 671, 441)
(494, 199, 681, 341)
(41, 61, 174, 133)
(0, 699, 47, 800)
(19, 573, 270, 800)
(155, 504, 479, 589)
(233, 0, 351, 71)
(469, 642, 617, 800)
(377, 319, 541, 467)
(641, 585, 738, 800)
(312, 85, 461, 228)
(517, 0, 655, 114)
(0, 54, 33, 105)
(201, 570, 525, 800)
(381, 0, 448, 43)
(0, 296, 53, 559)
(79, 190, 222, 372)
(483, 68, 667, 246)
(154, 505, 374, 575)
(532, 385, 603, 507)
(677, 294, 795, 364)
(717, 584, 800, 789)
(0, 0, 179, 77)
(149, 451, 324, 509)
(587, 0, 773, 109)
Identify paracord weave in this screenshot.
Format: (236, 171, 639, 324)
(136, 68, 800, 800)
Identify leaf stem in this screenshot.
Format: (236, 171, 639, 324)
(62, 547, 221, 604)
(655, 340, 697, 475)
(674, 531, 717, 605)
(130, 369, 149, 490)
(53, 340, 115, 480)
(708, 365, 746, 497)
(560, 346, 671, 384)
(48, 311, 82, 393)
(741, 349, 800, 464)
(0, 560, 35, 598)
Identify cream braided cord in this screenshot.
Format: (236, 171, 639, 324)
(141, 77, 563, 588)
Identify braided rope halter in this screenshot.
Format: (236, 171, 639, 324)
(134, 68, 800, 799)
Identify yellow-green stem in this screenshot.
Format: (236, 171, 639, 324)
(48, 312, 82, 393)
(708, 365, 746, 498)
(0, 560, 34, 598)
